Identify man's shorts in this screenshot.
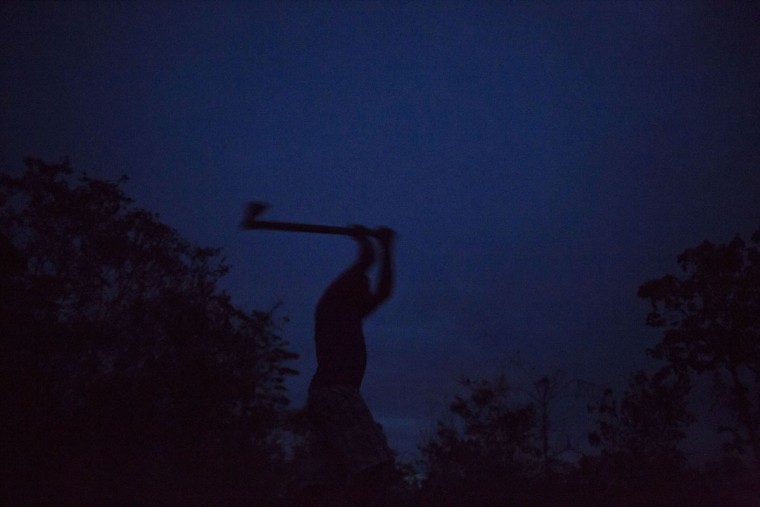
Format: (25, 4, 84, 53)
(306, 384, 394, 483)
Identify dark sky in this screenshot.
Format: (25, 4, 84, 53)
(2, 1, 760, 461)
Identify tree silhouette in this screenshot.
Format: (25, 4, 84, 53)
(581, 369, 693, 504)
(0, 158, 298, 504)
(418, 372, 586, 506)
(510, 367, 585, 478)
(587, 370, 691, 462)
(419, 376, 534, 505)
(638, 228, 760, 467)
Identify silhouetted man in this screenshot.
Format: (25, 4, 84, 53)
(304, 225, 396, 505)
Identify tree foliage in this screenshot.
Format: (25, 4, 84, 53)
(422, 376, 537, 474)
(0, 158, 298, 504)
(638, 228, 760, 466)
(587, 370, 691, 462)
(581, 369, 693, 504)
(418, 373, 582, 506)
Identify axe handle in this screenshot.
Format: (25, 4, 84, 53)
(243, 220, 370, 237)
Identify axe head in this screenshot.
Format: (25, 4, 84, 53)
(240, 201, 270, 229)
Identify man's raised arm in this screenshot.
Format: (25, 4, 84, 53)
(368, 227, 395, 313)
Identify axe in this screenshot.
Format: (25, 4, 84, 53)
(240, 202, 378, 238)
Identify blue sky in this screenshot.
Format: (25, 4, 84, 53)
(2, 1, 760, 460)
